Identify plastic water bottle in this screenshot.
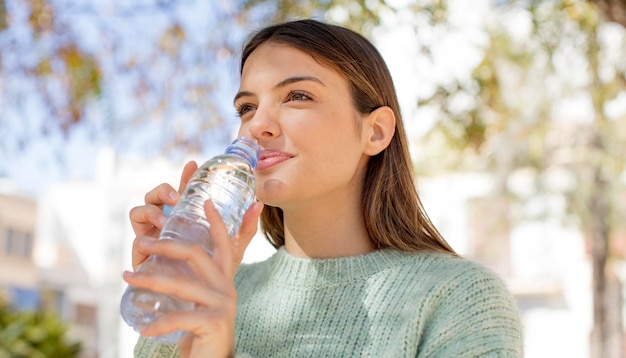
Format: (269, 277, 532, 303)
(120, 137, 259, 343)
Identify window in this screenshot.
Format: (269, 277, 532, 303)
(4, 228, 14, 255)
(74, 303, 97, 326)
(6, 286, 40, 310)
(22, 233, 33, 259)
(2, 227, 34, 259)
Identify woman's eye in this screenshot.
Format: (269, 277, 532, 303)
(236, 103, 255, 117)
(288, 91, 311, 102)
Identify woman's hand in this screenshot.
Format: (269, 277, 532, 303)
(129, 161, 198, 270)
(123, 199, 264, 357)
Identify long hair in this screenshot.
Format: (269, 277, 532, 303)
(240, 19, 456, 255)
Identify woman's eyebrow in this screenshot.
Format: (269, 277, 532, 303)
(234, 91, 253, 105)
(233, 76, 326, 104)
(275, 76, 325, 88)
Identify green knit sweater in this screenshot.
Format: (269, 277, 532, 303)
(134, 248, 523, 357)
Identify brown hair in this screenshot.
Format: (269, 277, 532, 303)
(240, 19, 456, 255)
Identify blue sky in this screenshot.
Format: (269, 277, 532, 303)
(1, 0, 251, 195)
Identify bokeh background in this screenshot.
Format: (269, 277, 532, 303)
(1, 0, 625, 357)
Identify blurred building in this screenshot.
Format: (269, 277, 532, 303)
(0, 189, 38, 309)
(0, 184, 98, 358)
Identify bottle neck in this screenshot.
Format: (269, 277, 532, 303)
(225, 137, 260, 169)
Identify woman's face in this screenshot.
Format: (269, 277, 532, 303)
(236, 42, 371, 211)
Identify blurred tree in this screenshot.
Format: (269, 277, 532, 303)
(0, 296, 82, 358)
(239, 0, 391, 33)
(1, 0, 621, 156)
(589, 0, 626, 26)
(0, 0, 7, 31)
(0, 0, 396, 162)
(26, 0, 102, 131)
(0, 0, 414, 183)
(418, 1, 625, 357)
(0, 0, 244, 167)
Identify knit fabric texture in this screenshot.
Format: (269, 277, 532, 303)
(133, 247, 523, 357)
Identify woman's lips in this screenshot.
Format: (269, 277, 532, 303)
(256, 150, 293, 171)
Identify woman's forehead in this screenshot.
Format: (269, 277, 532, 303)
(241, 42, 346, 85)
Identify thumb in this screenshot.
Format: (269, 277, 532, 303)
(232, 201, 264, 267)
(178, 161, 198, 194)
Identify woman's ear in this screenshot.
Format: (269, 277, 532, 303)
(362, 106, 396, 156)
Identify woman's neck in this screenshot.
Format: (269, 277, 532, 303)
(281, 198, 375, 259)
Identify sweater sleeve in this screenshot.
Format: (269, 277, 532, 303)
(133, 336, 255, 358)
(128, 264, 258, 358)
(133, 336, 179, 358)
(416, 261, 524, 358)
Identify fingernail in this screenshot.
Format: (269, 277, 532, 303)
(158, 215, 167, 225)
(169, 191, 180, 200)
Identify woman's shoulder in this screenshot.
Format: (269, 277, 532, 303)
(393, 252, 524, 356)
(234, 254, 275, 286)
(389, 250, 503, 280)
(383, 250, 515, 303)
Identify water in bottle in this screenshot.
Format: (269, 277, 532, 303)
(120, 137, 260, 343)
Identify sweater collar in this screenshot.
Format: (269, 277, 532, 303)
(265, 247, 411, 288)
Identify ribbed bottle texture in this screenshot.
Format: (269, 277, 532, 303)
(120, 137, 259, 343)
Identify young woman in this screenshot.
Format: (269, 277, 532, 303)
(124, 19, 523, 357)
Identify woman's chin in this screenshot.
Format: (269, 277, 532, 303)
(256, 179, 287, 206)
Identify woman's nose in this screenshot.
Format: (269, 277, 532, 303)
(246, 106, 280, 141)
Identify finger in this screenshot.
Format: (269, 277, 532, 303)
(144, 183, 181, 207)
(138, 305, 236, 343)
(129, 204, 168, 237)
(204, 200, 234, 279)
(122, 269, 232, 309)
(131, 237, 230, 292)
(131, 236, 160, 270)
(178, 161, 198, 194)
(231, 202, 264, 266)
